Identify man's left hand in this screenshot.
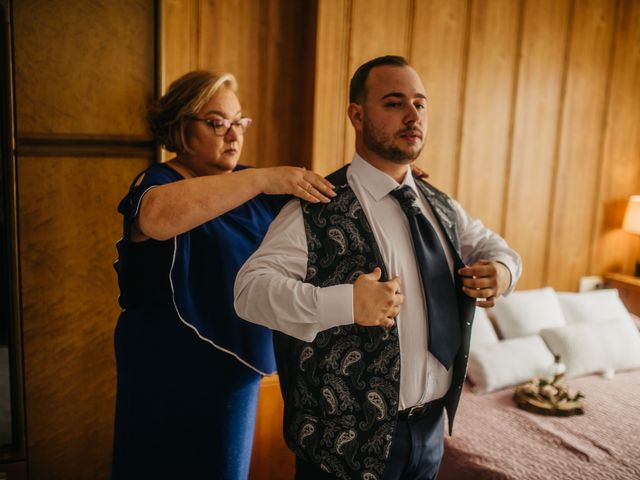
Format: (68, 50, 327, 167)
(458, 261, 511, 308)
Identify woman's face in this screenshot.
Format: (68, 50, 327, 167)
(184, 86, 245, 175)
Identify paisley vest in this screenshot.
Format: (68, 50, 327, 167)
(273, 165, 476, 480)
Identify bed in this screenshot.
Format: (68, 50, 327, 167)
(438, 372, 640, 479)
(437, 287, 640, 480)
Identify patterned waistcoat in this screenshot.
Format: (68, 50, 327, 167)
(273, 165, 476, 480)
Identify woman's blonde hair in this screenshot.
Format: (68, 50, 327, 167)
(148, 70, 238, 154)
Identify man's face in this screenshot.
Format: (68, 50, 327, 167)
(358, 65, 427, 163)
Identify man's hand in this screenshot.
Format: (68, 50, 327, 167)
(353, 267, 404, 328)
(458, 261, 511, 308)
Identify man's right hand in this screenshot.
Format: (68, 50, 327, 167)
(353, 267, 404, 328)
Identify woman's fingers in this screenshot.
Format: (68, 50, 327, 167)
(293, 171, 335, 203)
(295, 185, 322, 203)
(298, 180, 331, 203)
(266, 166, 336, 202)
(304, 172, 336, 201)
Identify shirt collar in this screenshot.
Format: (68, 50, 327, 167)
(350, 153, 418, 202)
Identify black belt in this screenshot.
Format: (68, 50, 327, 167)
(397, 398, 445, 420)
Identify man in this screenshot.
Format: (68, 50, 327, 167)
(234, 56, 521, 480)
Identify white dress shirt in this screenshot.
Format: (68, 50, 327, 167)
(234, 153, 521, 409)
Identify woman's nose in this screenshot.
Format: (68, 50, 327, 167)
(225, 125, 239, 141)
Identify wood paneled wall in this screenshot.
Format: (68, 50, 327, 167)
(13, 1, 154, 478)
(312, 0, 640, 291)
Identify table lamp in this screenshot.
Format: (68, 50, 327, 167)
(622, 195, 640, 276)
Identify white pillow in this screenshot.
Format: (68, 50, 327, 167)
(470, 307, 499, 352)
(467, 335, 555, 393)
(557, 289, 631, 324)
(540, 318, 640, 378)
(492, 287, 566, 339)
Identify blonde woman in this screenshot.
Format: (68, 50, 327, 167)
(112, 71, 335, 479)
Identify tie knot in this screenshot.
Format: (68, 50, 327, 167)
(390, 186, 421, 216)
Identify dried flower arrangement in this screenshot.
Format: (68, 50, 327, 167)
(513, 356, 585, 416)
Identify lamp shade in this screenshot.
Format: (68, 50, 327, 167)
(623, 195, 640, 235)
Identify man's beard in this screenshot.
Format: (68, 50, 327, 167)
(362, 116, 423, 163)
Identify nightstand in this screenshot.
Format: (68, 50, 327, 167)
(604, 273, 640, 317)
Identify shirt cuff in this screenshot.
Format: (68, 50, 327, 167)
(317, 284, 354, 331)
(493, 257, 518, 295)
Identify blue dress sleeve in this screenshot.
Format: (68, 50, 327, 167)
(117, 164, 181, 238)
(114, 164, 181, 310)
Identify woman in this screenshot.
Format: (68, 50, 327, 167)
(112, 70, 335, 479)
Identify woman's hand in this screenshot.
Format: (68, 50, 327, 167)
(411, 164, 429, 179)
(260, 167, 336, 203)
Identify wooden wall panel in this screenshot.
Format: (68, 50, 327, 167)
(160, 0, 198, 93)
(410, 0, 469, 194)
(18, 156, 150, 480)
(347, 0, 412, 75)
(260, 0, 318, 169)
(13, 0, 154, 137)
(13, 1, 155, 478)
(589, 0, 640, 275)
(342, 0, 413, 166)
(546, 0, 617, 290)
(311, 0, 351, 175)
(456, 0, 521, 233)
(502, 0, 571, 289)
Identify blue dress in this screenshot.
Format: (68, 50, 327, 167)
(112, 163, 281, 479)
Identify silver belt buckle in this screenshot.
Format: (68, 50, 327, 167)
(407, 404, 423, 418)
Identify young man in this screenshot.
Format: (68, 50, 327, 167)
(235, 56, 521, 480)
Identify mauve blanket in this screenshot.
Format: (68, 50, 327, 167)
(438, 371, 640, 480)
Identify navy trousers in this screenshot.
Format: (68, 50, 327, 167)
(295, 408, 445, 480)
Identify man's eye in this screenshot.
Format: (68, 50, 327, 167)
(415, 103, 426, 110)
(386, 102, 401, 108)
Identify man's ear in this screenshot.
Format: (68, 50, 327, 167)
(348, 103, 363, 131)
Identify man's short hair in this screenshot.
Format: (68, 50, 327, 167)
(349, 55, 409, 104)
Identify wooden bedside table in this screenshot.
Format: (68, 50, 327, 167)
(604, 273, 640, 317)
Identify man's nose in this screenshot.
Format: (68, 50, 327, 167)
(405, 105, 421, 124)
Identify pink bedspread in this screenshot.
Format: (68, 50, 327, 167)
(438, 371, 640, 480)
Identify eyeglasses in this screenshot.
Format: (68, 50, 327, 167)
(190, 117, 253, 136)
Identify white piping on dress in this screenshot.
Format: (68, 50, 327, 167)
(168, 236, 272, 376)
